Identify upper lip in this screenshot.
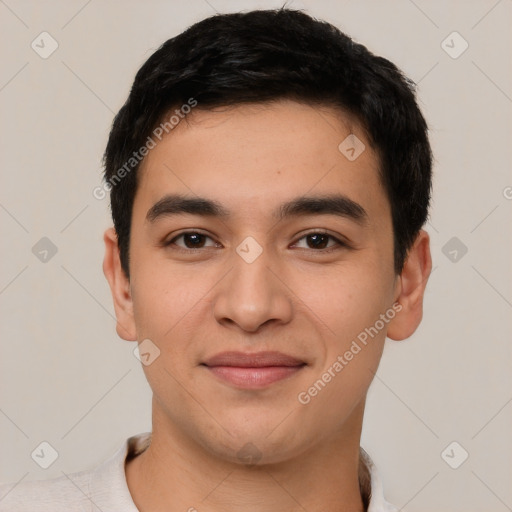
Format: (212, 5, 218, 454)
(202, 351, 305, 368)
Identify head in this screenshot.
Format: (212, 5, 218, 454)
(103, 8, 432, 464)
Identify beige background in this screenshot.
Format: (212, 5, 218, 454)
(0, 1, 511, 511)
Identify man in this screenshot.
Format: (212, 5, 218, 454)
(0, 8, 432, 511)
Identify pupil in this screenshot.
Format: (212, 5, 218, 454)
(308, 234, 328, 249)
(185, 233, 204, 248)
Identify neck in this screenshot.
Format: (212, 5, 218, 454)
(126, 399, 367, 512)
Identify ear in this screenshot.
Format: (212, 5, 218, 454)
(387, 229, 432, 341)
(102, 227, 137, 341)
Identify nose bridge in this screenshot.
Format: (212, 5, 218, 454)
(213, 242, 293, 332)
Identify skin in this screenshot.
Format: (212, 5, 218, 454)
(103, 100, 432, 512)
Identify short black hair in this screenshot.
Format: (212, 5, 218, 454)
(103, 8, 432, 278)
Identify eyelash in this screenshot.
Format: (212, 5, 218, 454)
(164, 230, 348, 253)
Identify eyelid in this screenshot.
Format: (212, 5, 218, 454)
(164, 229, 350, 252)
(164, 230, 221, 248)
(290, 230, 349, 251)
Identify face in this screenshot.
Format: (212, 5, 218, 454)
(110, 100, 406, 464)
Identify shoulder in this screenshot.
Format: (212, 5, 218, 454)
(0, 432, 150, 512)
(0, 468, 94, 512)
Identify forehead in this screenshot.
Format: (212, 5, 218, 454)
(133, 100, 389, 225)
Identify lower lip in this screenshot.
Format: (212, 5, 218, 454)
(205, 365, 304, 389)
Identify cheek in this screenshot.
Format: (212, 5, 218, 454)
(290, 259, 394, 344)
(130, 257, 211, 344)
(294, 269, 390, 431)
(129, 264, 213, 411)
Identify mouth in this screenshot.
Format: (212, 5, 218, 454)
(201, 351, 306, 389)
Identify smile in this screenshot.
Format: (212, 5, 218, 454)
(201, 351, 306, 389)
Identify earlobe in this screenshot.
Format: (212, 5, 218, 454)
(386, 229, 432, 341)
(102, 227, 138, 341)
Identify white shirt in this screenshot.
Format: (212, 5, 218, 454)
(0, 433, 398, 511)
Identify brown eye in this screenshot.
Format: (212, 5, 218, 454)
(181, 233, 206, 248)
(167, 232, 218, 249)
(293, 232, 345, 251)
(306, 233, 330, 249)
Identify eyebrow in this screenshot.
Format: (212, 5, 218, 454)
(146, 193, 368, 225)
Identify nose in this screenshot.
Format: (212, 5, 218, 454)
(212, 245, 293, 333)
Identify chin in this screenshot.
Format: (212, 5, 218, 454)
(201, 422, 309, 467)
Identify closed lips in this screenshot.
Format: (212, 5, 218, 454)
(202, 351, 305, 368)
